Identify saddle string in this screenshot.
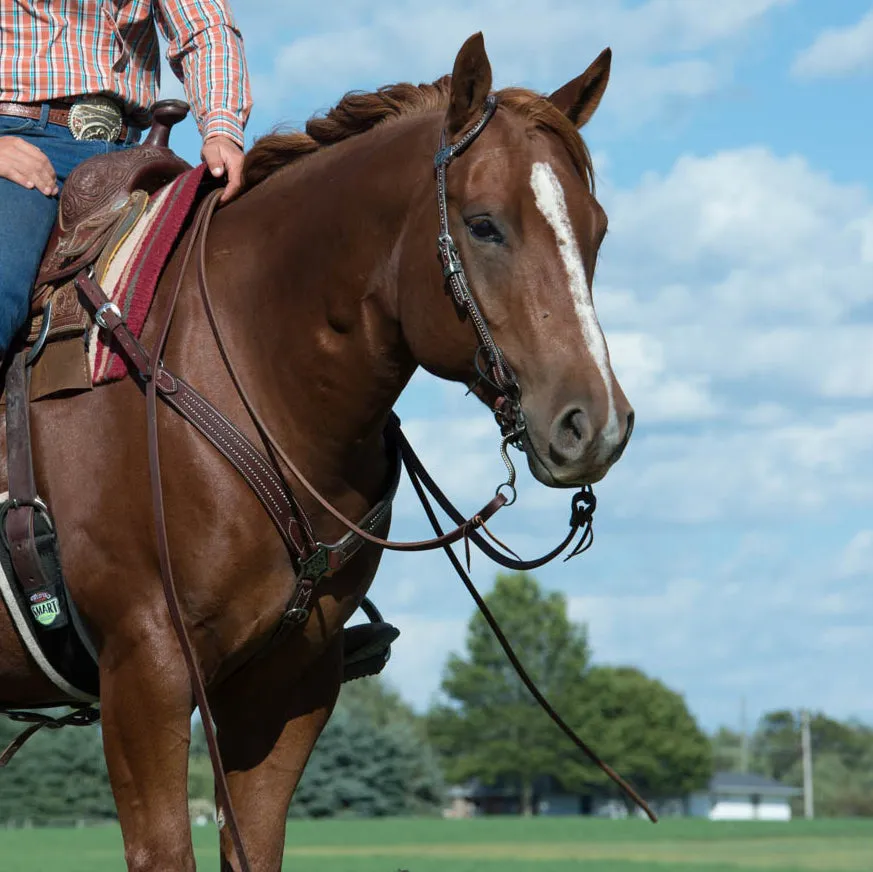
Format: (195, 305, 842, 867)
(144, 188, 253, 872)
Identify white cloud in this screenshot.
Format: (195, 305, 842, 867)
(564, 544, 873, 727)
(791, 7, 873, 79)
(234, 0, 792, 128)
(601, 148, 870, 295)
(608, 332, 721, 422)
(839, 530, 873, 577)
(605, 412, 873, 523)
(595, 147, 873, 417)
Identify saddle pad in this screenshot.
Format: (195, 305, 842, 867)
(90, 162, 208, 385)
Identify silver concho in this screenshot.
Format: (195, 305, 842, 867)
(67, 96, 123, 142)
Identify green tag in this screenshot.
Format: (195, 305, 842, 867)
(29, 593, 61, 627)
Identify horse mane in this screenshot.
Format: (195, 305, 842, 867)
(242, 76, 595, 193)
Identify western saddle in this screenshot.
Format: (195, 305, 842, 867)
(37, 99, 192, 290)
(1, 100, 399, 700)
(19, 100, 192, 398)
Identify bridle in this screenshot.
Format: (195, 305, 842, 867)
(434, 95, 528, 503)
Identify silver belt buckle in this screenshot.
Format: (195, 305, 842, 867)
(67, 96, 123, 142)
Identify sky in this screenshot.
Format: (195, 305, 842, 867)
(161, 0, 873, 734)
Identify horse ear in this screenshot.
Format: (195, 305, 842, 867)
(548, 47, 612, 129)
(446, 32, 493, 136)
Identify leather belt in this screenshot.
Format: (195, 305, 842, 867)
(0, 100, 130, 143)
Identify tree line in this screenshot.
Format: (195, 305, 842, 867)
(0, 571, 870, 823)
(713, 711, 873, 817)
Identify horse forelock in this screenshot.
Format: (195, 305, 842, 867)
(241, 77, 595, 193)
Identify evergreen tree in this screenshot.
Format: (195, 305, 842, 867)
(0, 717, 115, 824)
(184, 679, 442, 818)
(289, 705, 444, 818)
(336, 674, 422, 733)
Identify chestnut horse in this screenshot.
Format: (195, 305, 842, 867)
(0, 34, 632, 871)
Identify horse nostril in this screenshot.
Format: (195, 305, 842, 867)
(567, 409, 586, 441)
(549, 407, 592, 466)
(608, 409, 635, 465)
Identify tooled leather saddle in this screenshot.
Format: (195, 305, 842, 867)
(20, 100, 192, 400)
(35, 100, 192, 292)
(0, 101, 398, 716)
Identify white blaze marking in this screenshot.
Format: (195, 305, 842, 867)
(530, 161, 618, 446)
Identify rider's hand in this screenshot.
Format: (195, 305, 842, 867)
(0, 136, 58, 196)
(201, 134, 244, 203)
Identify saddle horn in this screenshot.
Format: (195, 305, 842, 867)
(144, 99, 190, 149)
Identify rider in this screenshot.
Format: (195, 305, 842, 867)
(0, 0, 253, 361)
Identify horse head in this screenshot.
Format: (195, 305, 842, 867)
(400, 34, 633, 487)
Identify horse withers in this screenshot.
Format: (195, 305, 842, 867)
(0, 33, 632, 871)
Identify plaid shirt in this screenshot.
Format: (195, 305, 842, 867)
(0, 0, 252, 146)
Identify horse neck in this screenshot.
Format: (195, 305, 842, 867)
(200, 116, 438, 485)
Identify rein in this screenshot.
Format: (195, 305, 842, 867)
(58, 96, 654, 866)
(188, 98, 656, 821)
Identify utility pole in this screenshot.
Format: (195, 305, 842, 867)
(740, 697, 749, 773)
(801, 709, 814, 819)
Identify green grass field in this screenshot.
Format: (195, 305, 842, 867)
(0, 817, 871, 871)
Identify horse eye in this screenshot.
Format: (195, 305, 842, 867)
(467, 217, 504, 244)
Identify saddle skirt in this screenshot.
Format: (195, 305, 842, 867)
(22, 152, 209, 401)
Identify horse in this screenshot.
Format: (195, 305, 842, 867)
(0, 33, 632, 871)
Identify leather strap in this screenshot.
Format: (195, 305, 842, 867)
(409, 463, 657, 823)
(75, 267, 317, 561)
(0, 721, 44, 766)
(193, 194, 510, 554)
(3, 355, 54, 604)
(143, 190, 252, 871)
(0, 706, 100, 767)
(0, 101, 130, 142)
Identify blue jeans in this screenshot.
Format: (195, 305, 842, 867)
(0, 105, 140, 355)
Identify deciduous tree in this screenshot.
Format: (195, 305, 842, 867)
(427, 571, 593, 814)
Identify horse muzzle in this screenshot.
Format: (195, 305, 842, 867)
(524, 405, 635, 487)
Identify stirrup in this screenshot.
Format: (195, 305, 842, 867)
(342, 597, 399, 683)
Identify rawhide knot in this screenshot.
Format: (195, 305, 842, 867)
(570, 487, 597, 526)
